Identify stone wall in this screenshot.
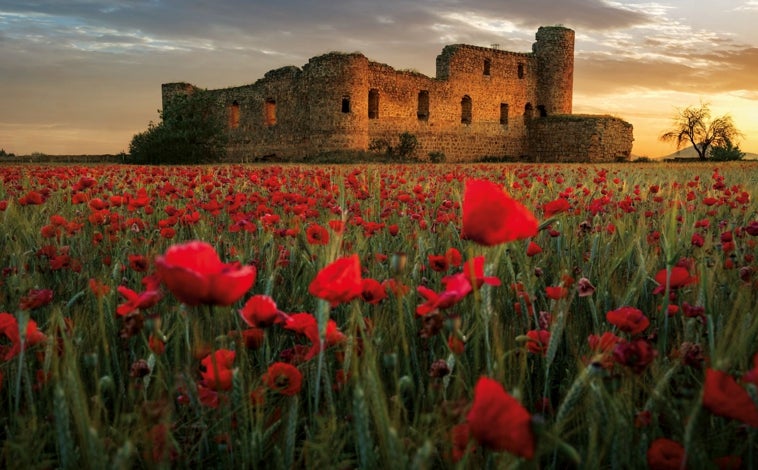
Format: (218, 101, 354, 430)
(161, 26, 634, 163)
(528, 115, 634, 162)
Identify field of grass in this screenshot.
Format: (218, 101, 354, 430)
(0, 162, 757, 469)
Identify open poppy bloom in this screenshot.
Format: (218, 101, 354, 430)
(238, 295, 288, 328)
(263, 362, 303, 396)
(0, 312, 47, 361)
(466, 376, 535, 459)
(652, 266, 698, 294)
(308, 254, 363, 307)
(155, 241, 256, 306)
(702, 368, 758, 427)
(461, 179, 539, 246)
(284, 312, 346, 360)
(200, 349, 236, 391)
(606, 306, 649, 335)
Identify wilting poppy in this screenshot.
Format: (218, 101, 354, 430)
(461, 179, 539, 246)
(466, 376, 534, 459)
(646, 438, 685, 470)
(606, 306, 649, 335)
(263, 362, 303, 396)
(577, 277, 595, 297)
(308, 254, 363, 307)
(155, 241, 256, 306)
(702, 368, 758, 427)
(613, 338, 657, 374)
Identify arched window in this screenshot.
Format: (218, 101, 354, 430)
(538, 105, 547, 118)
(483, 59, 491, 76)
(342, 96, 351, 113)
(500, 103, 509, 126)
(417, 90, 429, 121)
(461, 95, 472, 124)
(264, 98, 276, 126)
(368, 89, 379, 119)
(229, 100, 240, 129)
(518, 63, 525, 79)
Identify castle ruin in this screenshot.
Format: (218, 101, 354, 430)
(162, 26, 633, 162)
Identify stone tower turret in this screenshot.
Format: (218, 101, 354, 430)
(533, 26, 574, 115)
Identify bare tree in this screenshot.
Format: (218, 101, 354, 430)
(659, 102, 743, 160)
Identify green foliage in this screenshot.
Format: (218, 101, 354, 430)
(128, 90, 227, 164)
(428, 151, 446, 163)
(709, 138, 745, 161)
(369, 132, 418, 161)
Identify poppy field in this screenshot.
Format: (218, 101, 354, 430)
(0, 161, 757, 469)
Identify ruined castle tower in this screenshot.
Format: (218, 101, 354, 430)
(533, 26, 574, 115)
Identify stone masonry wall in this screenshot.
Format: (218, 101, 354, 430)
(161, 26, 634, 163)
(528, 115, 634, 162)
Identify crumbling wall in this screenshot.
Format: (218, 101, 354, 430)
(528, 115, 634, 162)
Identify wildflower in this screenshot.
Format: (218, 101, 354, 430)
(542, 198, 570, 218)
(284, 312, 345, 360)
(238, 295, 287, 328)
(461, 179, 538, 246)
(308, 254, 363, 307)
(200, 349, 235, 391)
(19, 288, 53, 311)
(0, 312, 47, 361)
(613, 338, 657, 373)
(450, 423, 475, 463)
(525, 329, 550, 356)
(306, 223, 330, 245)
(606, 306, 649, 335)
(116, 275, 162, 317)
(466, 376, 534, 459)
(526, 241, 542, 257)
(263, 362, 303, 396)
(460, 256, 501, 288)
(702, 368, 758, 427)
(652, 266, 698, 295)
(646, 438, 686, 470)
(577, 277, 595, 297)
(128, 254, 149, 272)
(88, 278, 110, 298)
(445, 247, 463, 267)
(545, 285, 568, 300)
(155, 241, 256, 306)
(360, 278, 387, 304)
(428, 254, 449, 272)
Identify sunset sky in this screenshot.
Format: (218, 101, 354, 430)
(1, 0, 757, 158)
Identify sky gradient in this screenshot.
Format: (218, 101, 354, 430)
(2, 0, 757, 158)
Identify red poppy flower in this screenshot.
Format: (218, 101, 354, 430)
(450, 423, 475, 463)
(263, 362, 303, 396)
(428, 254, 449, 272)
(306, 223, 330, 245)
(545, 285, 568, 300)
(525, 329, 550, 356)
(702, 368, 758, 427)
(88, 278, 110, 298)
(308, 254, 363, 307)
(445, 247, 463, 267)
(0, 312, 47, 361)
(526, 241, 542, 257)
(116, 285, 162, 317)
(360, 278, 387, 304)
(128, 254, 149, 272)
(646, 438, 685, 470)
(461, 179, 538, 246)
(460, 256, 501, 288)
(155, 241, 256, 306)
(542, 198, 571, 218)
(606, 306, 649, 335)
(238, 295, 287, 328)
(200, 349, 236, 391)
(284, 313, 346, 360)
(19, 288, 54, 311)
(652, 267, 698, 294)
(612, 338, 657, 373)
(466, 376, 534, 459)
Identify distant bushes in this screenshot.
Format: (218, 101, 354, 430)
(128, 90, 227, 164)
